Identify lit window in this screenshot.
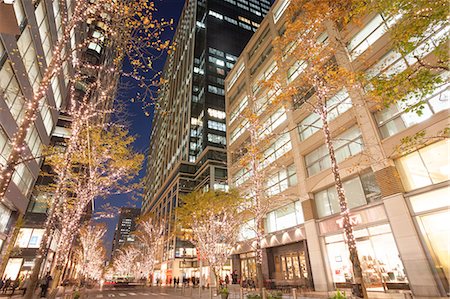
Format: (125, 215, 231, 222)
(230, 96, 248, 123)
(207, 133, 226, 145)
(209, 10, 223, 20)
(266, 164, 297, 196)
(266, 201, 304, 233)
(395, 140, 450, 191)
(374, 75, 449, 138)
(305, 126, 363, 176)
(298, 89, 353, 141)
(207, 108, 226, 119)
(273, 0, 290, 23)
(207, 120, 226, 132)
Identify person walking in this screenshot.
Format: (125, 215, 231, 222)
(21, 275, 30, 295)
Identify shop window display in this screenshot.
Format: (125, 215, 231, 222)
(274, 251, 308, 281)
(325, 224, 408, 290)
(410, 186, 450, 293)
(396, 140, 449, 191)
(240, 252, 257, 281)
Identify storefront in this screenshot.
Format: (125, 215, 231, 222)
(319, 204, 409, 291)
(408, 185, 449, 293)
(395, 139, 449, 294)
(266, 241, 312, 289)
(240, 251, 257, 281)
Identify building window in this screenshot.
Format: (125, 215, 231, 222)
(207, 108, 226, 120)
(305, 126, 363, 177)
(230, 120, 249, 143)
(347, 14, 401, 60)
(395, 140, 449, 191)
(208, 85, 225, 96)
(0, 204, 11, 234)
(325, 224, 407, 285)
(15, 228, 45, 248)
(0, 128, 12, 168)
(266, 201, 304, 233)
(233, 167, 252, 187)
(314, 171, 381, 218)
(209, 10, 223, 20)
(374, 78, 449, 138)
(260, 107, 287, 137)
(239, 219, 256, 241)
(230, 96, 248, 124)
(207, 120, 226, 132)
(12, 163, 35, 196)
(298, 89, 352, 141)
(273, 0, 290, 23)
(287, 60, 307, 83)
(207, 133, 226, 145)
(262, 133, 292, 169)
(266, 164, 297, 196)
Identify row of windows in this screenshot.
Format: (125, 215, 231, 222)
(208, 10, 260, 31)
(266, 164, 297, 196)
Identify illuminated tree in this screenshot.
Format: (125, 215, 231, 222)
(76, 223, 107, 282)
(113, 245, 140, 278)
(177, 190, 243, 289)
(134, 214, 165, 283)
(46, 124, 143, 286)
(16, 1, 173, 297)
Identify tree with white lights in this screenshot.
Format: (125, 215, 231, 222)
(113, 246, 140, 278)
(76, 223, 107, 282)
(46, 124, 143, 286)
(134, 214, 165, 284)
(15, 1, 173, 296)
(177, 190, 243, 289)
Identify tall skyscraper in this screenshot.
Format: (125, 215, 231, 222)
(0, 0, 74, 258)
(142, 0, 272, 281)
(111, 207, 141, 257)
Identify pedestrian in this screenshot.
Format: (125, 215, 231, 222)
(225, 274, 230, 285)
(11, 279, 19, 295)
(2, 278, 11, 293)
(40, 276, 48, 297)
(21, 275, 30, 295)
(232, 270, 238, 284)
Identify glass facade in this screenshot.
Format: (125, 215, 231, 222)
(395, 140, 449, 191)
(410, 186, 450, 293)
(314, 171, 381, 218)
(325, 224, 408, 289)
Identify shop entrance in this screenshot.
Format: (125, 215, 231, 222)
(325, 224, 409, 291)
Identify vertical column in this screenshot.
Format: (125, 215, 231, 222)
(383, 194, 441, 297)
(303, 216, 332, 292)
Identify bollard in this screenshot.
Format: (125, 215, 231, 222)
(292, 288, 297, 299)
(262, 287, 267, 299)
(210, 287, 213, 299)
(240, 287, 244, 299)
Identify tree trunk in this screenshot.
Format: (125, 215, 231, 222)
(255, 218, 265, 295)
(320, 109, 368, 299)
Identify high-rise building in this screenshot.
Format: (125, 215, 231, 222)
(0, 0, 74, 258)
(111, 207, 140, 256)
(225, 0, 449, 297)
(1, 0, 118, 281)
(142, 0, 272, 281)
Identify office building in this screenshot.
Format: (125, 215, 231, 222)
(0, 0, 74, 259)
(142, 0, 272, 282)
(225, 0, 449, 297)
(111, 207, 141, 256)
(1, 0, 117, 280)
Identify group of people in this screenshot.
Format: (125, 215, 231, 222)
(0, 275, 29, 295)
(0, 273, 52, 297)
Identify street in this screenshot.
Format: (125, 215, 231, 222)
(0, 286, 320, 299)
